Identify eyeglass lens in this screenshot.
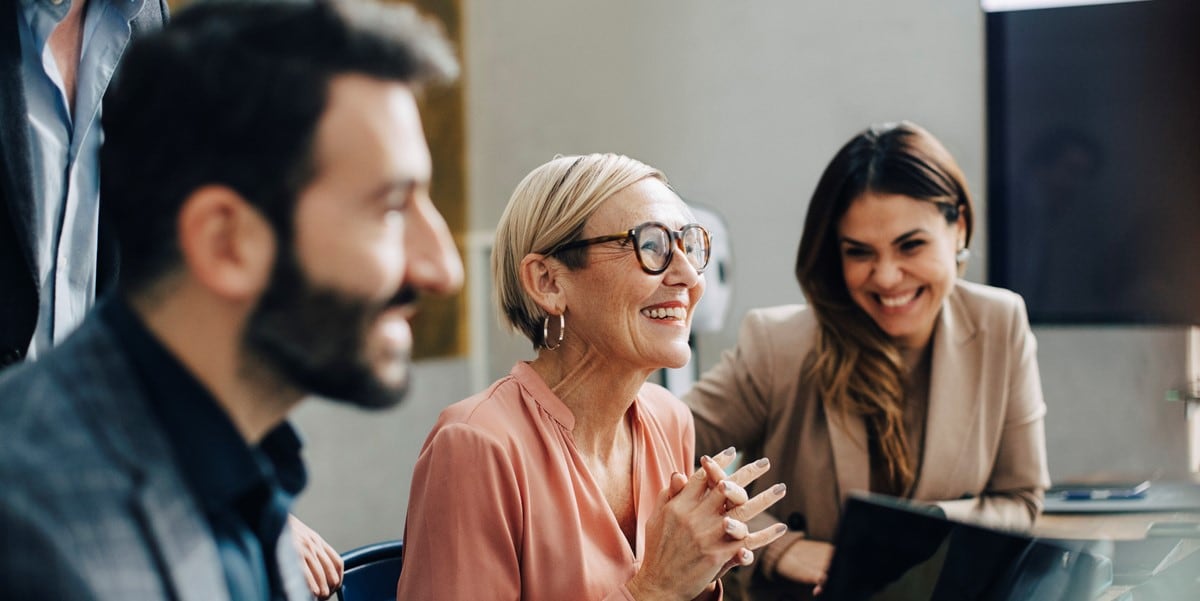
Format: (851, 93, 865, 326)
(635, 224, 710, 273)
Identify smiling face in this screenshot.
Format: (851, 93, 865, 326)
(242, 74, 463, 408)
(837, 191, 964, 351)
(557, 179, 705, 373)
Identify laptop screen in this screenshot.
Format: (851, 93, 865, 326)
(820, 493, 1105, 601)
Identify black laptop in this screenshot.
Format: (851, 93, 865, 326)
(819, 493, 1108, 601)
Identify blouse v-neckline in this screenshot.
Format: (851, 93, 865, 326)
(512, 362, 652, 560)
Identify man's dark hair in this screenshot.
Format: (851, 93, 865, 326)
(100, 0, 458, 294)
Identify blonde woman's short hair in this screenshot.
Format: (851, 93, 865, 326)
(492, 153, 666, 348)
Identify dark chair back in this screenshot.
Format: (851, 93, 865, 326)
(336, 540, 404, 601)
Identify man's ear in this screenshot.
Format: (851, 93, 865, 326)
(176, 185, 276, 301)
(518, 253, 567, 315)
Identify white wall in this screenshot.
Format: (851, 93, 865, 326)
(289, 0, 1195, 552)
(466, 0, 989, 380)
(290, 358, 473, 551)
(1036, 327, 1193, 480)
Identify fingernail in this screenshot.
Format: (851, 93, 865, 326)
(721, 480, 733, 493)
(740, 548, 753, 563)
(774, 523, 788, 535)
(720, 446, 736, 457)
(700, 455, 712, 466)
(755, 457, 770, 469)
(724, 517, 737, 533)
(772, 483, 787, 496)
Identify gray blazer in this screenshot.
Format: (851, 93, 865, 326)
(0, 0, 167, 369)
(0, 315, 313, 600)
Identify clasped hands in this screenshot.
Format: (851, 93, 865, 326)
(629, 446, 788, 601)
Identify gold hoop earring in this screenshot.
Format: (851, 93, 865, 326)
(543, 313, 565, 350)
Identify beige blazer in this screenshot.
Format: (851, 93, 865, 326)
(685, 280, 1050, 600)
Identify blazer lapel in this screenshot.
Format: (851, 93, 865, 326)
(64, 319, 230, 601)
(825, 401, 870, 501)
(913, 287, 983, 500)
(134, 476, 232, 601)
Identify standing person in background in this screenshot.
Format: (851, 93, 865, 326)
(0, 0, 166, 368)
(685, 122, 1050, 600)
(0, 1, 463, 598)
(1, 0, 345, 596)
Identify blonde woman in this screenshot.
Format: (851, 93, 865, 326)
(398, 154, 788, 600)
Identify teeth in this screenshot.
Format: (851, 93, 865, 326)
(879, 291, 917, 307)
(641, 306, 687, 320)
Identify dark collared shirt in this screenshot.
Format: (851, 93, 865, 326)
(99, 297, 307, 601)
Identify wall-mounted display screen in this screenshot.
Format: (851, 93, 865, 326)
(986, 0, 1200, 324)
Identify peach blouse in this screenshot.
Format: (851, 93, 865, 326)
(397, 362, 700, 601)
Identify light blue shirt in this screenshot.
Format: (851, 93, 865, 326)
(19, 0, 144, 359)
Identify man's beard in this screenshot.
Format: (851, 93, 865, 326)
(242, 245, 414, 409)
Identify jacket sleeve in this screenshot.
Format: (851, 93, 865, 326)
(937, 294, 1050, 529)
(684, 310, 776, 460)
(396, 423, 524, 601)
(0, 492, 101, 598)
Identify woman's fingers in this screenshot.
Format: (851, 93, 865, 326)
(645, 449, 790, 596)
(727, 456, 771, 488)
(685, 450, 744, 506)
(742, 522, 789, 551)
(675, 454, 730, 506)
(710, 446, 738, 470)
(699, 455, 726, 486)
(636, 471, 756, 599)
(715, 521, 786, 585)
(726, 482, 787, 523)
(715, 547, 755, 579)
(698, 453, 782, 515)
(669, 471, 689, 496)
(719, 479, 750, 506)
(699, 454, 752, 509)
(723, 516, 749, 540)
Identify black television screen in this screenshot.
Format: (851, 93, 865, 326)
(986, 0, 1200, 325)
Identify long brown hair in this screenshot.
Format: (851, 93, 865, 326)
(794, 122, 974, 493)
